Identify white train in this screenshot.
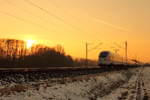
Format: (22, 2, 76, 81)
(98, 51, 136, 67)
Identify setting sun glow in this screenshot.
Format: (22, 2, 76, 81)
(0, 0, 149, 62)
(26, 40, 36, 48)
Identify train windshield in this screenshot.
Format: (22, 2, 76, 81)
(100, 52, 109, 58)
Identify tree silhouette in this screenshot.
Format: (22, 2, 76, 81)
(0, 39, 75, 67)
(0, 39, 97, 68)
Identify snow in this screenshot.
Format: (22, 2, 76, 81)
(0, 68, 142, 100)
(97, 67, 150, 100)
(142, 67, 150, 97)
(98, 72, 138, 100)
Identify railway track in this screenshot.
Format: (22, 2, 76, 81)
(0, 67, 109, 84)
(0, 66, 140, 85)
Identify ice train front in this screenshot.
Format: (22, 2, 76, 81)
(98, 51, 111, 66)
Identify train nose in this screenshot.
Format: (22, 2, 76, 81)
(100, 58, 106, 61)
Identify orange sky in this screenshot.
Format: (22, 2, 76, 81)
(0, 0, 149, 62)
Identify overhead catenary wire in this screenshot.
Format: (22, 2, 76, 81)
(23, 0, 87, 33)
(24, 0, 65, 22)
(113, 42, 124, 49)
(88, 42, 103, 52)
(46, 0, 81, 21)
(4, 0, 58, 26)
(0, 11, 50, 31)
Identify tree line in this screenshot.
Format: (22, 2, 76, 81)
(0, 39, 97, 68)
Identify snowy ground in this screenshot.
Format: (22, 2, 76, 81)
(0, 68, 144, 100)
(142, 67, 150, 100)
(99, 67, 150, 100)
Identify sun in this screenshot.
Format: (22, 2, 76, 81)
(26, 40, 36, 48)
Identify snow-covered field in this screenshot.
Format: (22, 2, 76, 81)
(99, 67, 150, 100)
(142, 67, 150, 99)
(0, 68, 143, 100)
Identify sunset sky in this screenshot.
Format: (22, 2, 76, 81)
(0, 0, 149, 62)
